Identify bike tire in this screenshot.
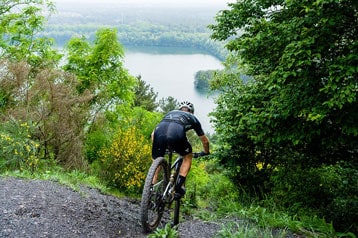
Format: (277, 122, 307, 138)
(140, 157, 169, 232)
(173, 198, 180, 227)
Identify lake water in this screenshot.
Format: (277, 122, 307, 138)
(123, 46, 223, 134)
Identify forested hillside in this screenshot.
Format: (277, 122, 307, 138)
(1, 0, 357, 237)
(41, 1, 227, 60)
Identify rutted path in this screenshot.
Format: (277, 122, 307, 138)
(0, 177, 222, 238)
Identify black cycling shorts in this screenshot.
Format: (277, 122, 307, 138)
(152, 121, 192, 159)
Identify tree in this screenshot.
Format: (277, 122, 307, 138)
(133, 75, 158, 111)
(63, 28, 136, 127)
(0, 0, 61, 113)
(158, 96, 179, 114)
(210, 0, 357, 174)
(0, 0, 90, 168)
(0, 0, 59, 67)
(209, 0, 357, 232)
(194, 70, 216, 91)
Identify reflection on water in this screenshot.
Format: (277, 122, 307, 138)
(124, 46, 223, 134)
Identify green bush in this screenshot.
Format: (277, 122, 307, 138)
(184, 160, 210, 209)
(85, 129, 110, 163)
(271, 163, 358, 234)
(188, 159, 239, 214)
(0, 120, 40, 172)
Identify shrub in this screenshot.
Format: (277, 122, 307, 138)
(85, 128, 111, 164)
(0, 119, 40, 172)
(0, 61, 92, 169)
(97, 127, 152, 193)
(187, 159, 239, 214)
(271, 163, 358, 234)
(184, 160, 210, 210)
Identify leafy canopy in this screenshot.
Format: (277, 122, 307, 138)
(0, 0, 59, 67)
(210, 0, 357, 169)
(63, 28, 136, 115)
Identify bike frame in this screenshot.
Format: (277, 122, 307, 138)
(162, 149, 183, 203)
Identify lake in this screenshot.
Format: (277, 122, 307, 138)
(123, 46, 223, 134)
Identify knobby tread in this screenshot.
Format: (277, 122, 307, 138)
(140, 157, 169, 232)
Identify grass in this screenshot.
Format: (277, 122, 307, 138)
(215, 221, 292, 238)
(190, 204, 338, 238)
(0, 165, 112, 196)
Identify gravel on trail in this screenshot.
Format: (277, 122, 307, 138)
(0, 177, 222, 238)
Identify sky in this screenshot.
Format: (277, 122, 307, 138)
(54, 0, 233, 7)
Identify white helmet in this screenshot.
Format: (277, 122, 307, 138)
(178, 101, 194, 113)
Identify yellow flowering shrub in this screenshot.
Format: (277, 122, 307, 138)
(0, 120, 40, 172)
(99, 127, 152, 192)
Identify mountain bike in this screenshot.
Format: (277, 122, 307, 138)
(140, 149, 202, 232)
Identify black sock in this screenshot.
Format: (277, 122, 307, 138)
(176, 175, 186, 188)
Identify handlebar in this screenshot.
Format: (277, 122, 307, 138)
(193, 151, 209, 158)
(165, 148, 209, 159)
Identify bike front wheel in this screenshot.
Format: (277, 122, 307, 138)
(140, 157, 169, 232)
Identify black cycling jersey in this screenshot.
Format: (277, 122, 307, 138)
(152, 110, 205, 158)
(161, 110, 204, 136)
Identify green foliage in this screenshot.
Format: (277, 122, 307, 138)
(210, 0, 358, 165)
(133, 76, 158, 111)
(201, 172, 240, 215)
(84, 104, 161, 165)
(0, 119, 40, 172)
(85, 129, 110, 164)
(188, 159, 336, 236)
(158, 96, 179, 114)
(96, 127, 152, 193)
(185, 159, 239, 215)
(271, 163, 358, 233)
(121, 107, 162, 138)
(0, 0, 60, 67)
(63, 27, 136, 114)
(0, 0, 91, 169)
(148, 223, 178, 238)
(194, 70, 216, 92)
(209, 0, 357, 233)
(183, 160, 210, 210)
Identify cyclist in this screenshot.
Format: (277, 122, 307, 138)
(151, 101, 210, 198)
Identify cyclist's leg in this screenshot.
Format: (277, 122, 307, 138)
(166, 123, 192, 167)
(174, 153, 192, 198)
(173, 138, 193, 177)
(152, 121, 171, 158)
(151, 122, 169, 184)
(169, 135, 193, 198)
(179, 152, 193, 177)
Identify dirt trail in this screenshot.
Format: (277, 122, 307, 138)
(0, 177, 222, 237)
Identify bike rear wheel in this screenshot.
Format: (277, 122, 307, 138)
(140, 157, 169, 232)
